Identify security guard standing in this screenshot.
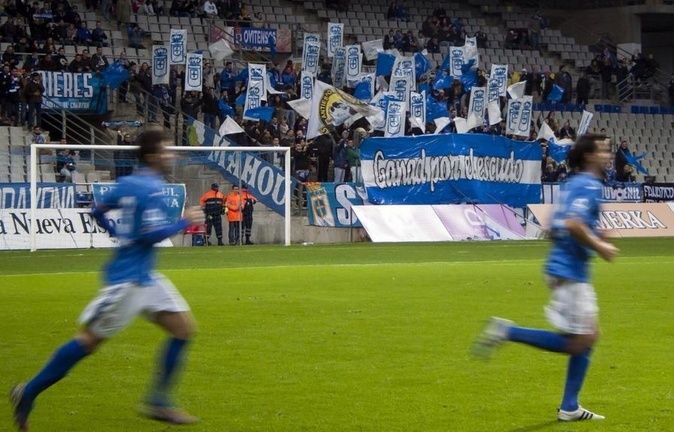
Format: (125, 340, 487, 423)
(199, 183, 226, 246)
(241, 184, 257, 245)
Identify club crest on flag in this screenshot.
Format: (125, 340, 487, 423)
(487, 77, 500, 102)
(450, 47, 464, 77)
(331, 47, 346, 88)
(153, 46, 168, 79)
(490, 64, 508, 97)
(345, 45, 361, 81)
(302, 41, 320, 76)
(169, 29, 186, 64)
(518, 99, 532, 134)
(410, 92, 424, 118)
(507, 100, 521, 133)
(301, 73, 313, 100)
(472, 88, 485, 114)
(385, 100, 404, 137)
(327, 23, 343, 57)
(184, 53, 202, 91)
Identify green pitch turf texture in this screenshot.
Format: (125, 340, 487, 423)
(1, 239, 673, 431)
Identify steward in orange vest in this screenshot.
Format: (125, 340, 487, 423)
(199, 183, 225, 245)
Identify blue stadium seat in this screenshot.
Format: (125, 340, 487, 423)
(631, 105, 639, 113)
(649, 106, 659, 114)
(639, 106, 649, 114)
(594, 104, 603, 112)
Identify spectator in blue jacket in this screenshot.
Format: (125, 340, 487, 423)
(75, 22, 92, 45)
(281, 61, 296, 89)
(219, 61, 236, 102)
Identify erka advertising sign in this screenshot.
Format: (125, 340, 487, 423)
(528, 203, 674, 238)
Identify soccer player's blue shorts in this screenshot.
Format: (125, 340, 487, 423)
(544, 275, 598, 335)
(79, 272, 190, 338)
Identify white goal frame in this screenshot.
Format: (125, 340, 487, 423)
(30, 144, 293, 251)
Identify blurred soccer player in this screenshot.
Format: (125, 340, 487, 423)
(473, 134, 619, 421)
(10, 130, 205, 431)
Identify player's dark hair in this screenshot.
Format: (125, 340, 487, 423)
(135, 129, 168, 165)
(567, 134, 605, 172)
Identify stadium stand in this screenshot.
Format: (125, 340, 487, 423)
(0, 0, 672, 187)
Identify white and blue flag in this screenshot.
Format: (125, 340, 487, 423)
(409, 91, 426, 133)
(345, 44, 362, 84)
(302, 40, 321, 76)
(244, 63, 266, 121)
(327, 22, 343, 58)
(331, 47, 346, 88)
(300, 72, 313, 101)
(506, 95, 533, 137)
(384, 99, 406, 138)
(184, 52, 203, 92)
(577, 110, 594, 135)
(303, 32, 320, 45)
(389, 55, 415, 104)
(169, 29, 186, 65)
(449, 46, 464, 77)
(467, 86, 486, 130)
(151, 45, 169, 85)
(361, 39, 384, 61)
(490, 64, 508, 97)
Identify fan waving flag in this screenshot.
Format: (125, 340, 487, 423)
(414, 51, 431, 77)
(375, 51, 396, 76)
(547, 84, 565, 102)
(244, 106, 275, 123)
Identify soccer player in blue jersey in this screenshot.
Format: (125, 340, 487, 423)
(10, 130, 205, 431)
(473, 134, 619, 422)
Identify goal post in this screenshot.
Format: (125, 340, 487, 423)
(29, 144, 293, 251)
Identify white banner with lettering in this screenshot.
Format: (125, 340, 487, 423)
(0, 209, 173, 250)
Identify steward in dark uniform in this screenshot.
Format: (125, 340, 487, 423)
(199, 183, 226, 245)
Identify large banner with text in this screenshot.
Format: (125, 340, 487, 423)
(0, 183, 75, 209)
(91, 183, 186, 223)
(528, 203, 674, 238)
(360, 134, 542, 208)
(38, 71, 108, 114)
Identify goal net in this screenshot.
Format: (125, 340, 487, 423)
(15, 143, 292, 252)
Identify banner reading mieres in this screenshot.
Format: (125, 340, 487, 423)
(39, 71, 107, 114)
(360, 134, 542, 207)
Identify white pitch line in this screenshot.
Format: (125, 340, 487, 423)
(1, 257, 672, 278)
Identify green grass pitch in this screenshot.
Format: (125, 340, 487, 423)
(1, 239, 673, 431)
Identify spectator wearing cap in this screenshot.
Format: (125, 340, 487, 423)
(199, 182, 226, 245)
(241, 184, 257, 245)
